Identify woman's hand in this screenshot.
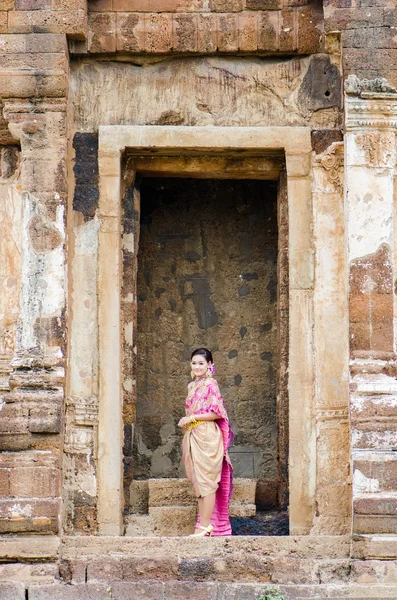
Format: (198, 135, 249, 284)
(178, 416, 191, 428)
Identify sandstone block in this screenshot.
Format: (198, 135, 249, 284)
(244, 0, 281, 8)
(29, 405, 61, 433)
(238, 12, 257, 51)
(89, 0, 113, 11)
(354, 495, 397, 515)
(129, 480, 149, 513)
(229, 501, 256, 517)
(9, 467, 59, 498)
(0, 451, 59, 469)
(15, 0, 50, 8)
(86, 559, 123, 583)
(0, 12, 7, 33)
(146, 14, 173, 53)
(0, 469, 10, 496)
(354, 514, 397, 534)
(122, 556, 179, 581)
(10, 369, 64, 390)
(164, 581, 218, 600)
(0, 403, 28, 434)
(29, 583, 111, 600)
(271, 557, 318, 585)
(0, 583, 25, 600)
(125, 515, 157, 536)
(0, 499, 60, 534)
(8, 9, 87, 37)
(351, 559, 377, 584)
(257, 11, 278, 51)
(111, 581, 164, 600)
(88, 12, 116, 52)
(149, 505, 197, 536)
(231, 478, 257, 503)
(1, 0, 15, 10)
(324, 7, 384, 31)
(51, 0, 87, 8)
(197, 13, 217, 52)
(354, 453, 397, 493)
(209, 0, 242, 10)
(0, 535, 60, 561)
(0, 563, 58, 584)
(114, 0, 206, 10)
(255, 480, 278, 508)
(116, 12, 145, 52)
(26, 33, 68, 53)
(298, 5, 323, 54)
(172, 14, 198, 52)
(279, 8, 296, 52)
(148, 478, 195, 507)
(217, 13, 238, 52)
(0, 73, 67, 99)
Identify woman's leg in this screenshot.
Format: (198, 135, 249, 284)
(198, 492, 216, 528)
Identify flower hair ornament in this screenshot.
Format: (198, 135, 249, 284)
(206, 363, 215, 377)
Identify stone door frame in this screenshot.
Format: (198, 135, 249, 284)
(97, 125, 315, 535)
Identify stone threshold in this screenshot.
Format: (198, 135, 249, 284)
(2, 535, 397, 562)
(61, 535, 352, 560)
(4, 581, 397, 600)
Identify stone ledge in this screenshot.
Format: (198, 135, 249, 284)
(352, 535, 397, 560)
(24, 581, 397, 599)
(0, 535, 60, 560)
(61, 535, 351, 559)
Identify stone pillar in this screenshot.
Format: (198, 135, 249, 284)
(312, 141, 351, 534)
(285, 149, 316, 534)
(97, 145, 123, 535)
(345, 76, 397, 534)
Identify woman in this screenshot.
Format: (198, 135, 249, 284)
(178, 348, 234, 537)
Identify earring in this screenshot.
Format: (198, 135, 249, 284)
(206, 368, 211, 377)
(191, 370, 195, 380)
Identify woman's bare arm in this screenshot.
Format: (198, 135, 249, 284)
(178, 411, 220, 428)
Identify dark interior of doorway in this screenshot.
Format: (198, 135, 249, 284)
(134, 176, 289, 535)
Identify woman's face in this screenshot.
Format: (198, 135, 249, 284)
(191, 355, 210, 378)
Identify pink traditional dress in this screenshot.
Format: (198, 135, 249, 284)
(182, 375, 234, 536)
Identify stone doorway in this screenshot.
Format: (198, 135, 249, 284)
(95, 126, 319, 536)
(125, 173, 289, 535)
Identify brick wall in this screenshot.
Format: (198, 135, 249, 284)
(324, 0, 397, 87)
(80, 0, 324, 54)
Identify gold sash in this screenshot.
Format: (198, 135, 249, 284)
(185, 420, 206, 432)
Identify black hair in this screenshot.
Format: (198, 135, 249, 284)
(191, 347, 213, 363)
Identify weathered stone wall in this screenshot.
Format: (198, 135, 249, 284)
(134, 177, 278, 493)
(0, 2, 397, 593)
(324, 1, 397, 88)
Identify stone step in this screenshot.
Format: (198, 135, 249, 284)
(127, 478, 257, 535)
(18, 582, 397, 600)
(62, 535, 355, 585)
(130, 477, 256, 515)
